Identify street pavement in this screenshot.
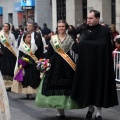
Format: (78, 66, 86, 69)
(8, 91, 120, 120)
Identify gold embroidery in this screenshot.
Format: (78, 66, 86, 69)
(0, 33, 17, 57)
(51, 35, 76, 71)
(22, 42, 38, 62)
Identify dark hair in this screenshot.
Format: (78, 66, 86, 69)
(115, 38, 120, 44)
(4, 23, 11, 30)
(12, 25, 15, 31)
(89, 10, 100, 18)
(35, 22, 38, 26)
(57, 20, 69, 30)
(23, 32, 31, 42)
(43, 23, 47, 28)
(69, 25, 75, 30)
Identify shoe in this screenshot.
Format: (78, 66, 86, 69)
(56, 115, 65, 119)
(86, 107, 95, 119)
(26, 94, 32, 99)
(95, 115, 102, 120)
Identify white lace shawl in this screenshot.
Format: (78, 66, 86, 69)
(0, 72, 11, 120)
(0, 30, 18, 54)
(14, 42, 38, 75)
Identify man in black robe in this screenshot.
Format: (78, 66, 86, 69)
(71, 10, 118, 120)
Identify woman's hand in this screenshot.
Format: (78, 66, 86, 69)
(19, 65, 22, 69)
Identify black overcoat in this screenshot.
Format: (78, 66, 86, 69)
(71, 24, 118, 108)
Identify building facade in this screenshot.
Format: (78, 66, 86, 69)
(0, 0, 120, 33)
(52, 0, 120, 33)
(0, 0, 52, 30)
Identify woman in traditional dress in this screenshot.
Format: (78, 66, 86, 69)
(0, 71, 11, 120)
(0, 23, 17, 89)
(11, 32, 41, 99)
(35, 20, 83, 118)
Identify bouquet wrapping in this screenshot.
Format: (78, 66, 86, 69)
(14, 57, 32, 82)
(36, 58, 51, 78)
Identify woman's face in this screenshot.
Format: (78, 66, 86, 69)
(3, 24, 10, 32)
(25, 34, 31, 43)
(57, 22, 66, 34)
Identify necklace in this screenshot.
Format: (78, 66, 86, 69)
(4, 34, 9, 38)
(58, 34, 67, 43)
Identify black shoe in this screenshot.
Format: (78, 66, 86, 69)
(95, 115, 102, 120)
(26, 94, 32, 99)
(6, 87, 11, 92)
(56, 115, 65, 119)
(86, 107, 95, 119)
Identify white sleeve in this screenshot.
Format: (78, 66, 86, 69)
(11, 34, 18, 54)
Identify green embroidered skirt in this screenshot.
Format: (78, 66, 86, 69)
(35, 78, 84, 109)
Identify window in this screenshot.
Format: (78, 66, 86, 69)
(82, 0, 87, 20)
(57, 0, 66, 21)
(111, 0, 116, 24)
(8, 13, 13, 24)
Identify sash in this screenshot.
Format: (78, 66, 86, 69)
(0, 33, 17, 57)
(21, 42, 38, 62)
(51, 35, 76, 71)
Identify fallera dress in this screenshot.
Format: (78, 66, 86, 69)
(35, 34, 83, 109)
(0, 71, 11, 120)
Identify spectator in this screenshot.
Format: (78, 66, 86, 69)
(68, 25, 77, 39)
(41, 23, 51, 45)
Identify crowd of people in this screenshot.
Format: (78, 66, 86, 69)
(0, 9, 119, 120)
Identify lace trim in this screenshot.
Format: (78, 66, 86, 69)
(42, 75, 71, 96)
(3, 75, 13, 80)
(4, 80, 13, 88)
(11, 80, 38, 94)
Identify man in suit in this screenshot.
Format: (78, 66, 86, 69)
(17, 21, 43, 58)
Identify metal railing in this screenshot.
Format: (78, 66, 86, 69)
(113, 51, 120, 90)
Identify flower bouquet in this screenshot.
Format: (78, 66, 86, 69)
(36, 58, 51, 78)
(14, 57, 32, 82)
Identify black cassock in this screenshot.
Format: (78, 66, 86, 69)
(71, 24, 118, 108)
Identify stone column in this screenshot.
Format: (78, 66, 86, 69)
(74, 0, 83, 26)
(66, 0, 82, 27)
(116, 0, 120, 33)
(66, 0, 75, 26)
(34, 0, 52, 30)
(52, 0, 57, 32)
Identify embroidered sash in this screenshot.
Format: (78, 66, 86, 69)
(21, 42, 38, 62)
(0, 33, 17, 57)
(51, 35, 76, 71)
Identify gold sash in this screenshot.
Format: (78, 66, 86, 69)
(0, 33, 17, 57)
(51, 35, 76, 71)
(21, 42, 38, 62)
